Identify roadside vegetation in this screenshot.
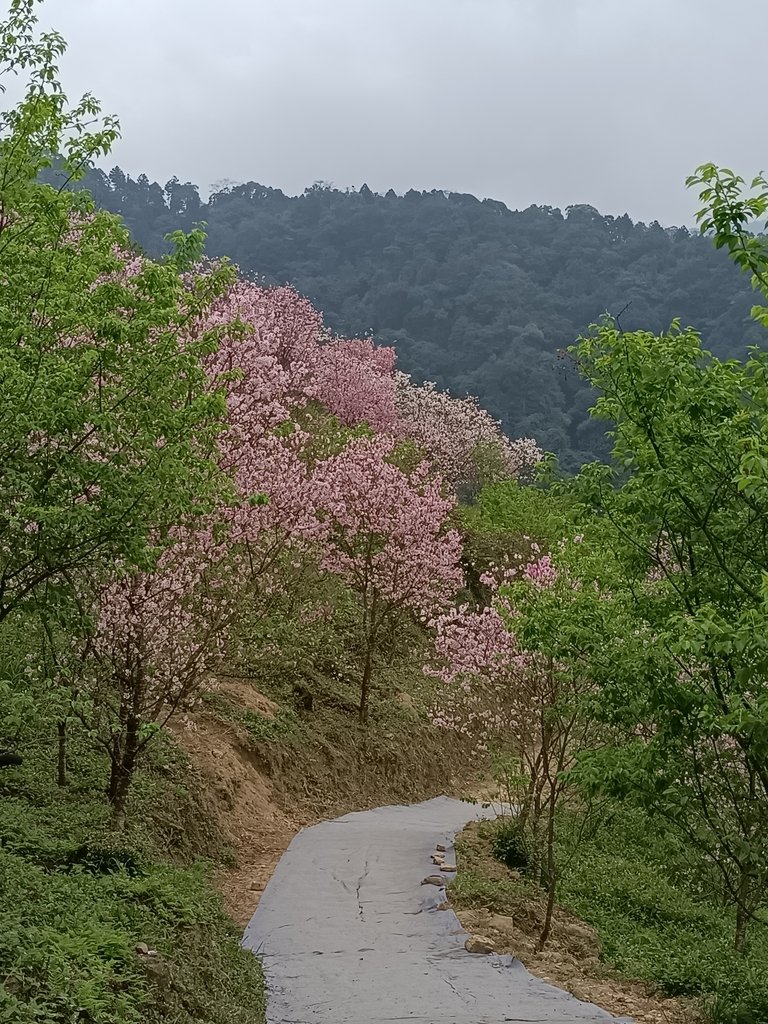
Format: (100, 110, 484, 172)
(558, 807, 768, 1023)
(453, 805, 768, 1024)
(1, 630, 265, 1023)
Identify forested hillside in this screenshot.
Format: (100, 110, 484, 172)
(59, 166, 765, 470)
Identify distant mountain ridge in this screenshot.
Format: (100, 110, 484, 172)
(54, 166, 764, 470)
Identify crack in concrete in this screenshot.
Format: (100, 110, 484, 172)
(356, 856, 370, 919)
(442, 974, 470, 1004)
(332, 871, 352, 895)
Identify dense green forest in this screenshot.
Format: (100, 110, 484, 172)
(55, 165, 766, 470)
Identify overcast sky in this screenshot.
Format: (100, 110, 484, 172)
(31, 0, 766, 225)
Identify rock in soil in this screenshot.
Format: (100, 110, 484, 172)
(465, 935, 495, 954)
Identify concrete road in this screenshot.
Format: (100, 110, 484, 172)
(243, 796, 632, 1024)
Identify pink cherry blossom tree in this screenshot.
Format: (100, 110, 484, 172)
(427, 559, 561, 832)
(393, 371, 543, 493)
(77, 527, 235, 828)
(426, 545, 605, 950)
(314, 338, 399, 433)
(200, 280, 324, 471)
(191, 281, 330, 589)
(425, 568, 533, 762)
(314, 435, 463, 721)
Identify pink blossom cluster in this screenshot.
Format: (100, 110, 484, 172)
(200, 282, 323, 477)
(194, 282, 333, 575)
(314, 338, 399, 433)
(187, 279, 473, 612)
(195, 278, 541, 518)
(426, 604, 522, 689)
(196, 281, 543, 494)
(479, 565, 524, 589)
(393, 371, 542, 487)
(314, 435, 463, 614)
(425, 551, 565, 750)
(425, 559, 528, 748)
(522, 554, 558, 588)
(199, 281, 400, 454)
(222, 430, 326, 580)
(90, 526, 234, 713)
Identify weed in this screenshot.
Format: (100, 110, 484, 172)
(492, 817, 532, 874)
(240, 708, 301, 742)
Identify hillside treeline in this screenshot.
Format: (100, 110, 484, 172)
(56, 165, 765, 470)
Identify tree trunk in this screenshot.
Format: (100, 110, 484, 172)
(535, 787, 558, 952)
(359, 646, 373, 725)
(529, 787, 544, 883)
(56, 720, 68, 787)
(734, 865, 751, 954)
(110, 772, 132, 831)
(517, 769, 537, 834)
(109, 716, 140, 831)
(108, 741, 122, 803)
(537, 871, 557, 953)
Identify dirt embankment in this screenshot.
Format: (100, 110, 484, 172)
(166, 680, 296, 926)
(167, 676, 480, 926)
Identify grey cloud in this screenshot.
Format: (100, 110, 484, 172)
(34, 0, 768, 224)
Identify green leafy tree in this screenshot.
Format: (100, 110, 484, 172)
(570, 314, 768, 952)
(0, 0, 233, 622)
(546, 164, 768, 955)
(686, 163, 768, 329)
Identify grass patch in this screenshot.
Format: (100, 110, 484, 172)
(202, 690, 302, 743)
(0, 718, 264, 1024)
(452, 819, 542, 913)
(555, 807, 768, 1024)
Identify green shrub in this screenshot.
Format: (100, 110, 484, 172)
(492, 817, 532, 874)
